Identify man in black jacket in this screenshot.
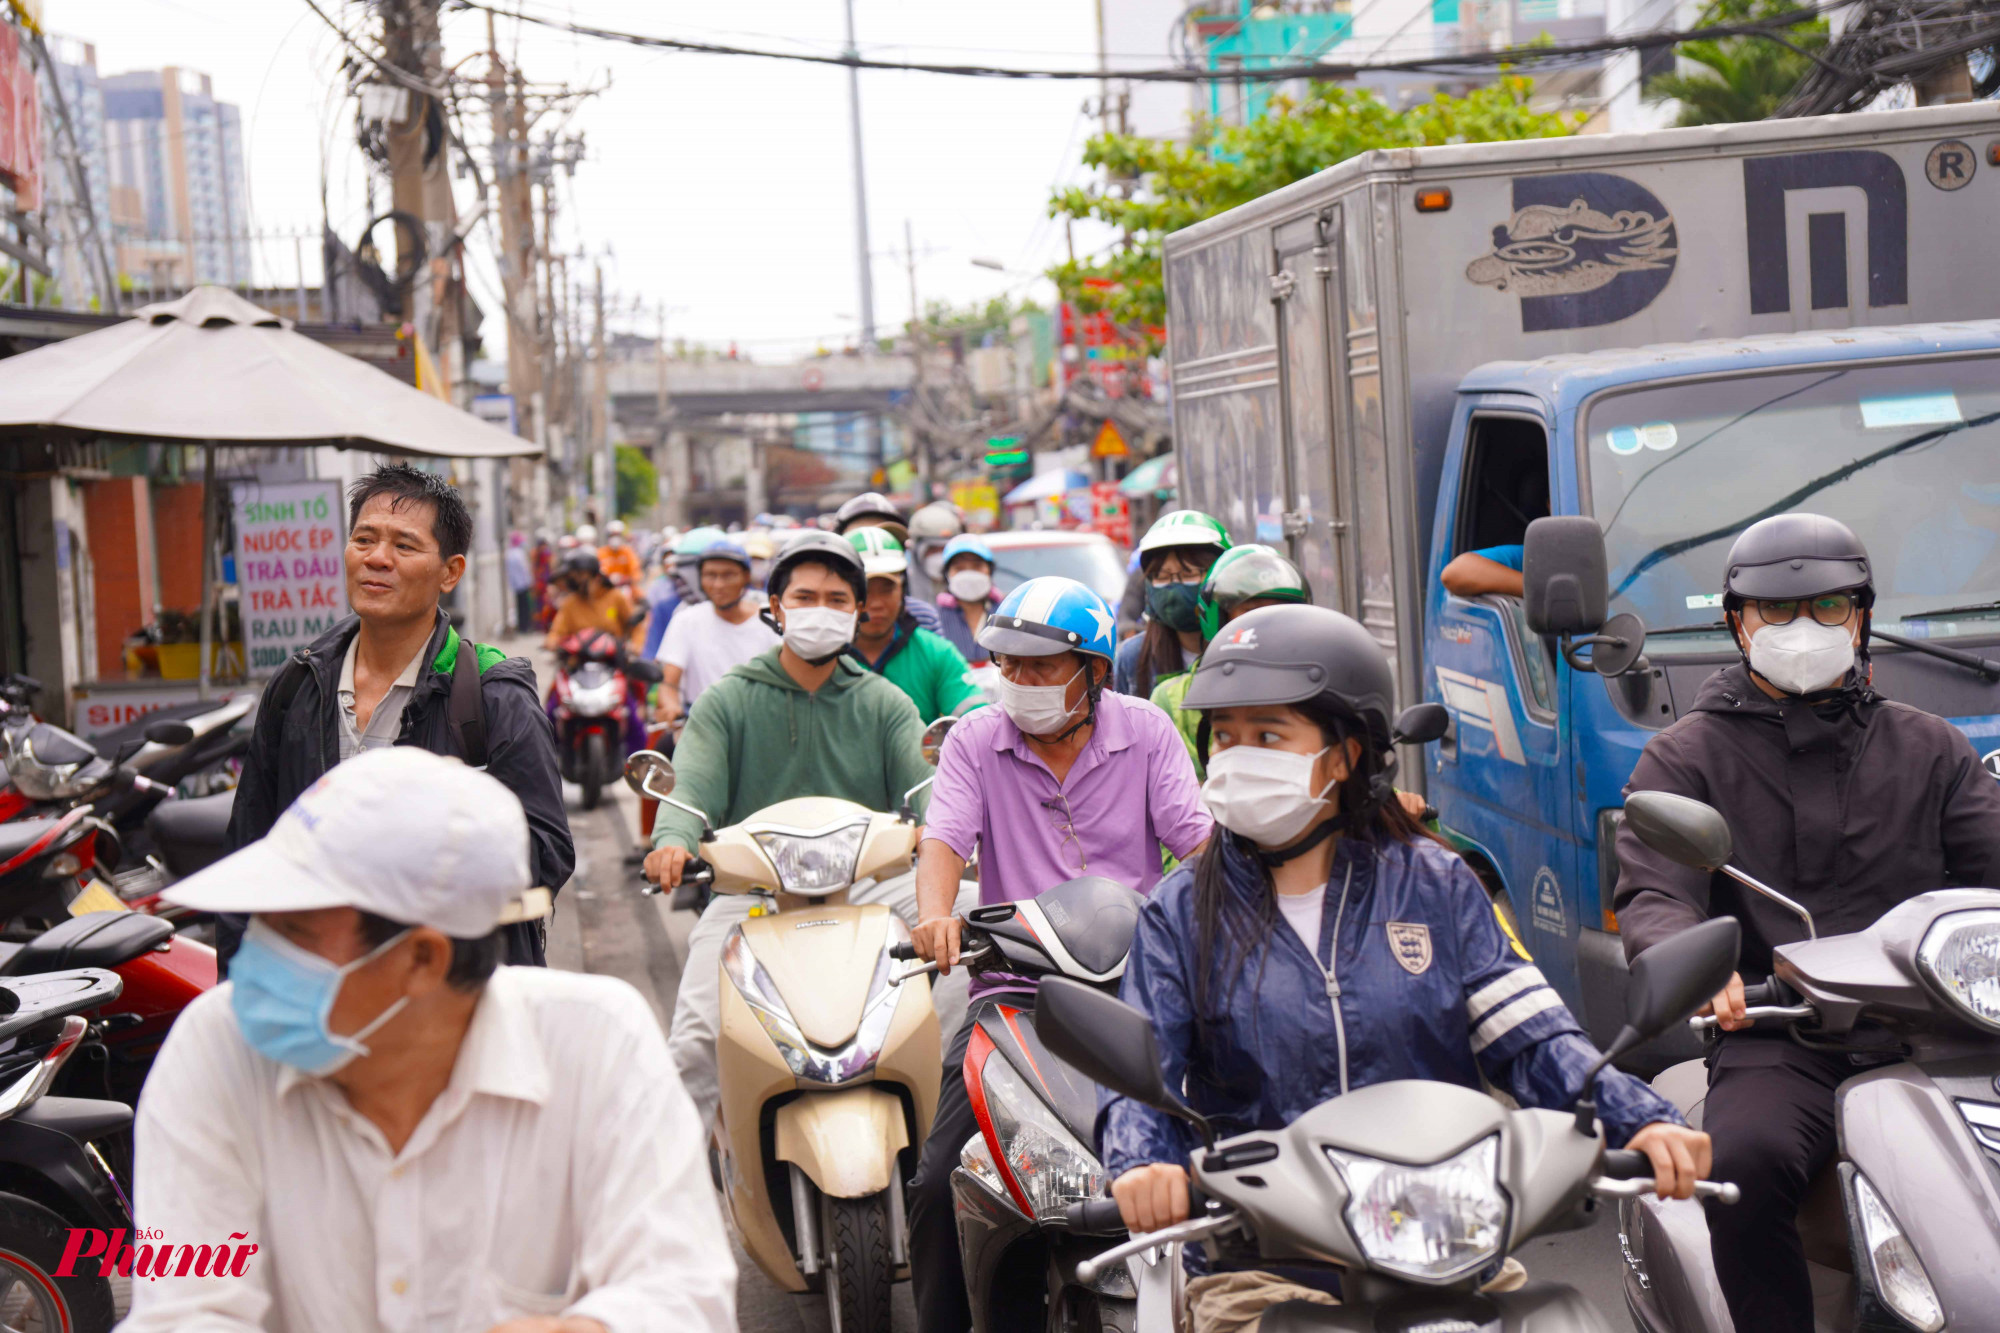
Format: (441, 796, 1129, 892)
(224, 465, 573, 968)
(1615, 512, 2000, 1333)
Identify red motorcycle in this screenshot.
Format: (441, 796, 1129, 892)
(550, 629, 662, 810)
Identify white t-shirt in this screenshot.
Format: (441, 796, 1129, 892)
(655, 601, 779, 706)
(1276, 888, 1324, 957)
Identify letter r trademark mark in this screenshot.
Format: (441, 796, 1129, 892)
(1743, 150, 1907, 315)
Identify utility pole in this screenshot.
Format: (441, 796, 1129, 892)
(593, 261, 612, 524)
(841, 0, 882, 481)
(381, 0, 461, 397)
(487, 13, 542, 444)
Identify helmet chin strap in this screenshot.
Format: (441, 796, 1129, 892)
(1035, 661, 1104, 745)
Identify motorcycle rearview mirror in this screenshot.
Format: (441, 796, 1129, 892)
(1572, 917, 1740, 1134)
(921, 715, 956, 767)
(898, 774, 935, 825)
(1035, 978, 1214, 1148)
(143, 720, 195, 747)
(1624, 791, 1817, 940)
(623, 750, 676, 799)
(1391, 702, 1450, 746)
(625, 658, 665, 685)
(1622, 791, 1733, 871)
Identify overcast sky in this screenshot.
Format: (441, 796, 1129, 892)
(75, 0, 1133, 361)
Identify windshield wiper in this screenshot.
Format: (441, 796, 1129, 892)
(1897, 600, 2000, 622)
(1870, 628, 2000, 683)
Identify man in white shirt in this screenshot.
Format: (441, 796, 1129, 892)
(652, 537, 777, 731)
(126, 747, 735, 1333)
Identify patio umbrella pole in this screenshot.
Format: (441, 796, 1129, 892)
(197, 442, 216, 702)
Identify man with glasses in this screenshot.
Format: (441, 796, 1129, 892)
(904, 575, 1212, 1333)
(1614, 513, 2000, 1333)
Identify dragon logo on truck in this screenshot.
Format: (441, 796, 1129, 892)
(1466, 171, 1679, 332)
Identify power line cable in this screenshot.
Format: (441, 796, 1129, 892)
(445, 0, 1856, 84)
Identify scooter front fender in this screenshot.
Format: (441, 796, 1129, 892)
(1257, 1279, 1613, 1332)
(774, 1085, 908, 1198)
(1840, 1060, 2000, 1327)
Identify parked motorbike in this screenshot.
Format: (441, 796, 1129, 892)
(625, 747, 939, 1333)
(0, 811, 214, 1177)
(552, 631, 663, 809)
(1616, 789, 2000, 1333)
(0, 965, 147, 1333)
(1031, 915, 1745, 1331)
(903, 874, 1145, 1333)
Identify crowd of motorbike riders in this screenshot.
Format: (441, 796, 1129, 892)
(17, 465, 1996, 1333)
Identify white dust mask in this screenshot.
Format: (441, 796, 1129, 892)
(780, 606, 856, 663)
(947, 569, 993, 603)
(995, 668, 1081, 737)
(1749, 617, 1854, 695)
(1201, 745, 1337, 847)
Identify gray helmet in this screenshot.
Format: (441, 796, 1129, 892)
(1183, 603, 1395, 750)
(834, 492, 906, 537)
(767, 530, 865, 602)
(908, 502, 964, 542)
(1723, 513, 1872, 604)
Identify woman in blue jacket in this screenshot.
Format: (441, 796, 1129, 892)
(1100, 603, 1710, 1307)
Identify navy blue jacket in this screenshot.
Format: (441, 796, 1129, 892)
(1099, 833, 1680, 1177)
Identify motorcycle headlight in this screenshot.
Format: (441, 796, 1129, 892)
(977, 1049, 1106, 1223)
(568, 680, 621, 716)
(720, 921, 904, 1085)
(1917, 908, 2000, 1032)
(1324, 1134, 1508, 1284)
(753, 821, 868, 895)
(1851, 1170, 1943, 1332)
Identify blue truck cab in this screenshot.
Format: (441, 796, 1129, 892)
(1422, 322, 2000, 1064)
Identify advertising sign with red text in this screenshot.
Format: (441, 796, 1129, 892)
(231, 480, 347, 677)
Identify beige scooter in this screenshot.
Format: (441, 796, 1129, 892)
(625, 749, 941, 1333)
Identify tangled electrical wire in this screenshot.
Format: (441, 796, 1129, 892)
(1778, 0, 2000, 115)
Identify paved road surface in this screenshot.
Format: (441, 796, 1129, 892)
(515, 638, 1636, 1331)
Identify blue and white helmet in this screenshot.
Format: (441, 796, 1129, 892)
(977, 576, 1117, 661)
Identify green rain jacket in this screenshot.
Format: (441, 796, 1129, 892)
(858, 614, 983, 724)
(652, 648, 933, 853)
(1149, 668, 1204, 777)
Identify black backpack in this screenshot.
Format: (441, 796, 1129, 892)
(266, 634, 489, 768)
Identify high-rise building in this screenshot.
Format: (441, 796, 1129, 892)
(39, 36, 115, 308)
(100, 66, 249, 288)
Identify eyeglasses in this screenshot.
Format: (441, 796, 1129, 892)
(1042, 792, 1088, 875)
(1149, 571, 1204, 588)
(1752, 594, 1858, 628)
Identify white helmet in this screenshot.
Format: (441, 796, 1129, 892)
(576, 523, 599, 544)
(607, 519, 627, 537)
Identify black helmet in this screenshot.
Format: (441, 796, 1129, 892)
(562, 549, 600, 579)
(767, 530, 866, 602)
(1723, 514, 1872, 605)
(834, 492, 907, 539)
(1183, 603, 1396, 751)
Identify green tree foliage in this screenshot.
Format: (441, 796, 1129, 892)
(916, 294, 1042, 336)
(614, 443, 656, 521)
(1643, 0, 1827, 125)
(1045, 78, 1579, 339)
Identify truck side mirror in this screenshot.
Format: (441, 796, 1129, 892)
(1523, 517, 1608, 636)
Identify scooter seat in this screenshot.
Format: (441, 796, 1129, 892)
(145, 791, 235, 877)
(0, 818, 64, 866)
(0, 911, 174, 976)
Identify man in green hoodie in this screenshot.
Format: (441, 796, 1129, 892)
(644, 531, 939, 1129)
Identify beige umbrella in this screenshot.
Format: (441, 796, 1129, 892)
(0, 286, 541, 695)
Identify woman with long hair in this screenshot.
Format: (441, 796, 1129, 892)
(1098, 603, 1710, 1329)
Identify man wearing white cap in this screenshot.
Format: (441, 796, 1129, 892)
(123, 747, 735, 1333)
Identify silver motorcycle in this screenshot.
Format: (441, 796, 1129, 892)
(1617, 789, 2000, 1333)
(1032, 915, 1744, 1331)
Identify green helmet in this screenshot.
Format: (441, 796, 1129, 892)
(1198, 544, 1311, 640)
(1137, 509, 1232, 560)
(846, 526, 908, 577)
(674, 525, 727, 560)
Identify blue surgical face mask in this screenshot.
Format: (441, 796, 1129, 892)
(230, 919, 412, 1076)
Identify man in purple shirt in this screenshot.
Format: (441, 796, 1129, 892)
(905, 576, 1210, 1333)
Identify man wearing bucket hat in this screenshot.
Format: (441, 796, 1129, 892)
(125, 747, 735, 1333)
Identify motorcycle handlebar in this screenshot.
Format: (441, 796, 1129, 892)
(889, 943, 918, 961)
(1599, 1149, 1649, 1180)
(1062, 1197, 1127, 1236)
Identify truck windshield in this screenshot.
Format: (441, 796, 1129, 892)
(1582, 355, 2000, 649)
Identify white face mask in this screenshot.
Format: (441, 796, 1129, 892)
(779, 605, 856, 663)
(995, 666, 1082, 738)
(947, 569, 993, 603)
(1748, 617, 1855, 695)
(1201, 745, 1337, 848)
(922, 551, 948, 582)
